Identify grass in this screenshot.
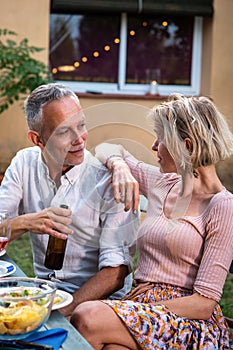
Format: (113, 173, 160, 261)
(5, 234, 233, 319)
(220, 274, 233, 319)
(6, 233, 34, 277)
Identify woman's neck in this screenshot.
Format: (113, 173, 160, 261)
(192, 165, 224, 195)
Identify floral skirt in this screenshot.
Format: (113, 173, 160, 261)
(102, 283, 233, 349)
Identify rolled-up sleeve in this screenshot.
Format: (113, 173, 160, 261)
(98, 202, 139, 272)
(99, 240, 136, 272)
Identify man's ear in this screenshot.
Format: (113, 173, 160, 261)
(28, 130, 44, 149)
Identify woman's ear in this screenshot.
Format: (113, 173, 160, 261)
(28, 130, 45, 149)
(184, 138, 193, 154)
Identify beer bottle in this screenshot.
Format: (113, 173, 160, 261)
(44, 204, 69, 270)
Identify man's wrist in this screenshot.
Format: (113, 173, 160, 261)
(10, 215, 28, 239)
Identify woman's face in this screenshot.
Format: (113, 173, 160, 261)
(152, 138, 177, 173)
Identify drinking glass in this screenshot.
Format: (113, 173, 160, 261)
(0, 210, 11, 253)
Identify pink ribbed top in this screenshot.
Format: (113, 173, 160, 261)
(124, 151, 233, 302)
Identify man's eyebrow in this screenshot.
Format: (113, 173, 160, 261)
(56, 117, 86, 130)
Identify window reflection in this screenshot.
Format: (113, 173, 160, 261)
(50, 14, 120, 83)
(126, 16, 194, 85)
(50, 14, 195, 89)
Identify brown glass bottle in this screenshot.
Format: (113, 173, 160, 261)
(44, 204, 69, 270)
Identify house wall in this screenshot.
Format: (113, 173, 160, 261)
(209, 0, 233, 190)
(0, 0, 50, 171)
(0, 0, 233, 189)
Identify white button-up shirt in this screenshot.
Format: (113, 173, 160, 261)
(0, 147, 139, 298)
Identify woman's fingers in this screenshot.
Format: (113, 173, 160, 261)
(124, 181, 140, 212)
(112, 177, 139, 212)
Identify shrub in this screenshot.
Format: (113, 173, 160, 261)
(0, 28, 52, 113)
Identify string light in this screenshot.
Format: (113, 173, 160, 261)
(58, 65, 75, 72)
(53, 19, 166, 75)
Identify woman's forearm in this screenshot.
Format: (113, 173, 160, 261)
(96, 143, 140, 212)
(95, 143, 125, 167)
(154, 292, 216, 320)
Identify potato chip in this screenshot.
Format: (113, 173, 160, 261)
(0, 300, 48, 335)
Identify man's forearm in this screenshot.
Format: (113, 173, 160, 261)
(10, 215, 30, 240)
(60, 265, 129, 317)
(10, 207, 73, 241)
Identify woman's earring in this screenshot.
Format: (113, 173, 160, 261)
(193, 169, 199, 178)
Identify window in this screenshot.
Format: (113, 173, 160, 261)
(49, 13, 202, 96)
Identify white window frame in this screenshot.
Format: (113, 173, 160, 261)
(54, 14, 203, 96)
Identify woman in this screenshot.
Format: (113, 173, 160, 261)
(71, 94, 233, 349)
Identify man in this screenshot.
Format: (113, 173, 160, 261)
(0, 83, 138, 317)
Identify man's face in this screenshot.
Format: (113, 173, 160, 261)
(40, 96, 88, 171)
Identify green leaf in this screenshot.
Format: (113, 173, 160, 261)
(0, 29, 16, 36)
(6, 39, 17, 47)
(0, 28, 52, 114)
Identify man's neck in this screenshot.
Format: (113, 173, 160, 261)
(53, 164, 75, 185)
(42, 153, 73, 187)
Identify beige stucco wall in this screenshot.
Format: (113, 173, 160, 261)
(211, 0, 233, 121)
(0, 0, 233, 189)
(209, 0, 233, 190)
(83, 99, 158, 164)
(0, 0, 50, 171)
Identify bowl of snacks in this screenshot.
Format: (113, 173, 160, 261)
(0, 277, 56, 339)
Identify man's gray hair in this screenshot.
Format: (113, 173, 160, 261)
(24, 83, 79, 132)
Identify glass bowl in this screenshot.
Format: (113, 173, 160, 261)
(0, 277, 57, 339)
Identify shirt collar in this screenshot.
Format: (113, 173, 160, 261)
(61, 149, 90, 185)
(38, 150, 51, 179)
(38, 148, 90, 185)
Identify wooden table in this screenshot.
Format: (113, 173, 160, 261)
(1, 253, 93, 349)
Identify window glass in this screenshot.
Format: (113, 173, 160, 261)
(50, 14, 120, 83)
(126, 16, 194, 86)
(50, 13, 200, 95)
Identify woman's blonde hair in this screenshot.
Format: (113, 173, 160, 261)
(149, 94, 233, 173)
